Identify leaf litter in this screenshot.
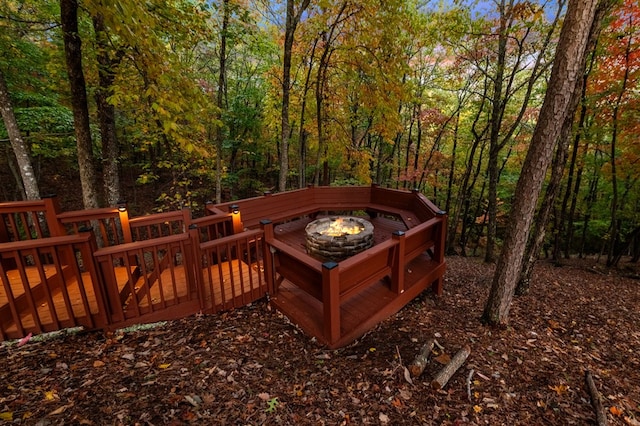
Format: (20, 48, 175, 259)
(0, 256, 639, 425)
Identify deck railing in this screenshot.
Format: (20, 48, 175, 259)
(1, 185, 446, 345)
(261, 210, 446, 345)
(0, 233, 106, 340)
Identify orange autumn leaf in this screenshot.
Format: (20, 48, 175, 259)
(610, 406, 623, 416)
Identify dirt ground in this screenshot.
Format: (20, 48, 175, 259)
(1, 256, 639, 425)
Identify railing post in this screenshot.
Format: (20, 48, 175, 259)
(433, 211, 447, 296)
(230, 204, 243, 234)
(42, 194, 65, 237)
(322, 261, 340, 345)
(79, 226, 110, 328)
(188, 224, 206, 311)
(116, 200, 133, 243)
(391, 231, 406, 294)
(260, 220, 275, 294)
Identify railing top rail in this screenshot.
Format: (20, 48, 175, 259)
(199, 228, 263, 250)
(0, 200, 50, 212)
(128, 209, 190, 226)
(93, 232, 189, 257)
(191, 212, 232, 226)
(267, 238, 323, 272)
(57, 207, 120, 222)
(0, 234, 90, 252)
(337, 238, 398, 270)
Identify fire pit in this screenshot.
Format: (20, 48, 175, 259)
(305, 216, 374, 261)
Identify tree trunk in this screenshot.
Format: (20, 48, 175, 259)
(92, 13, 121, 206)
(279, 0, 311, 192)
(61, 0, 100, 209)
(215, 0, 230, 203)
(482, 0, 599, 325)
(606, 21, 632, 266)
(0, 69, 40, 201)
(517, 0, 611, 295)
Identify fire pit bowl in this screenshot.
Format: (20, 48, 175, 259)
(305, 216, 374, 261)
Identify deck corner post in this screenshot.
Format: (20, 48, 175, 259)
(322, 261, 340, 345)
(260, 220, 275, 294)
(78, 226, 110, 327)
(43, 194, 65, 237)
(391, 231, 406, 294)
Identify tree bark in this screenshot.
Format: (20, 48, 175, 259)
(92, 13, 121, 206)
(409, 338, 436, 378)
(517, 0, 612, 295)
(61, 0, 100, 209)
(0, 69, 40, 201)
(482, 0, 600, 325)
(279, 0, 311, 192)
(430, 346, 470, 390)
(215, 0, 230, 203)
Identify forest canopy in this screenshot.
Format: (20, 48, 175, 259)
(1, 0, 639, 265)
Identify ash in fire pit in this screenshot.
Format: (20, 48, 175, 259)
(305, 216, 374, 261)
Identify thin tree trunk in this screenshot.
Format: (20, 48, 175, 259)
(61, 0, 100, 209)
(92, 13, 121, 206)
(483, 0, 599, 325)
(606, 20, 632, 266)
(215, 0, 230, 203)
(0, 70, 40, 200)
(279, 0, 311, 192)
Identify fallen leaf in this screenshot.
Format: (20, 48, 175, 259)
(403, 366, 413, 385)
(44, 390, 58, 401)
(17, 333, 32, 347)
(158, 363, 171, 369)
(379, 413, 389, 423)
(434, 353, 451, 365)
(49, 404, 71, 416)
(93, 360, 105, 368)
(473, 405, 482, 413)
(610, 406, 623, 416)
(549, 384, 569, 396)
(624, 415, 640, 425)
(0, 412, 13, 421)
(257, 392, 270, 401)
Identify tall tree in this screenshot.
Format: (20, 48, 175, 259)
(279, 0, 311, 192)
(482, 0, 600, 325)
(0, 69, 40, 200)
(61, 0, 99, 209)
(92, 12, 122, 206)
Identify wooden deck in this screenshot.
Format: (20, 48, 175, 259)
(0, 260, 264, 338)
(2, 185, 446, 346)
(268, 214, 445, 348)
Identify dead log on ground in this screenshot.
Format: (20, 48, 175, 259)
(585, 370, 608, 426)
(409, 338, 436, 378)
(431, 345, 470, 390)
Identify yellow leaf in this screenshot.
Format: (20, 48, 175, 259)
(0, 412, 13, 421)
(44, 390, 58, 401)
(610, 406, 623, 416)
(549, 384, 569, 395)
(158, 363, 171, 369)
(473, 405, 482, 413)
(369, 347, 376, 353)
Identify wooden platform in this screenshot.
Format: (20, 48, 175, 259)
(271, 254, 445, 348)
(1, 260, 264, 338)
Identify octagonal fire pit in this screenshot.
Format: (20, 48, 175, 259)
(305, 216, 374, 261)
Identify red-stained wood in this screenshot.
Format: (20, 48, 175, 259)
(1, 185, 446, 346)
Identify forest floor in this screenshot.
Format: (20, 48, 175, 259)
(1, 256, 639, 425)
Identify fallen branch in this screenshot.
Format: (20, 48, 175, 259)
(409, 338, 436, 378)
(585, 370, 607, 426)
(431, 345, 471, 390)
(466, 369, 475, 402)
